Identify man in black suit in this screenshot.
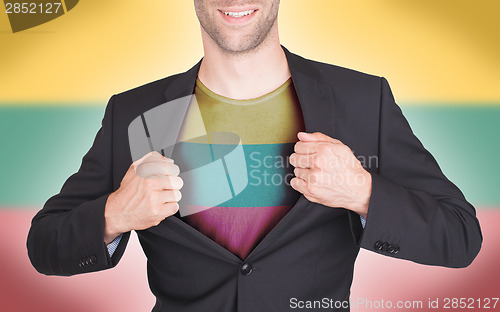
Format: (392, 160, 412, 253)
(27, 1, 482, 311)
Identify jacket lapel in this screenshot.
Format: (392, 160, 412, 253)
(282, 46, 336, 136)
(153, 46, 337, 261)
(163, 60, 201, 102)
(245, 47, 338, 258)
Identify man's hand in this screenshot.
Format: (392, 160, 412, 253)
(289, 132, 372, 219)
(103, 151, 183, 244)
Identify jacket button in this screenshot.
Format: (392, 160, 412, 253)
(393, 245, 400, 254)
(240, 263, 253, 276)
(89, 256, 97, 265)
(387, 244, 395, 254)
(79, 259, 87, 268)
(381, 242, 389, 252)
(374, 241, 383, 251)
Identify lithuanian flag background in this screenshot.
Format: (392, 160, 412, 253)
(1, 1, 499, 311)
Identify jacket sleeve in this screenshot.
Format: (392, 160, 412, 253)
(355, 77, 482, 268)
(26, 95, 131, 276)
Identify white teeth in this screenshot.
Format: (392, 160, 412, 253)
(222, 10, 255, 18)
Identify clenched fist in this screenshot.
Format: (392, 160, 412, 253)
(289, 132, 372, 218)
(104, 151, 183, 244)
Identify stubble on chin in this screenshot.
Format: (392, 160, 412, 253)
(195, 1, 280, 55)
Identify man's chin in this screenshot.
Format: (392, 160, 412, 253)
(216, 38, 265, 55)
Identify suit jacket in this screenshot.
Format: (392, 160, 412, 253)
(27, 46, 482, 312)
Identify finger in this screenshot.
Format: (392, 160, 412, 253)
(149, 175, 183, 191)
(297, 132, 342, 144)
(165, 163, 180, 176)
(160, 176, 184, 190)
(290, 176, 306, 192)
(161, 202, 180, 217)
(136, 162, 180, 178)
(290, 177, 319, 203)
(294, 141, 315, 154)
(290, 177, 314, 197)
(295, 141, 332, 154)
(294, 167, 326, 186)
(293, 167, 310, 181)
(289, 153, 315, 168)
(135, 162, 168, 179)
(164, 158, 174, 163)
(158, 190, 182, 203)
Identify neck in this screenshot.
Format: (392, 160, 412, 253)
(198, 25, 291, 100)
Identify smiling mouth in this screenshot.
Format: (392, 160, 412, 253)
(219, 9, 257, 18)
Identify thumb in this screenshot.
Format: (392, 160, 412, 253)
(297, 132, 339, 143)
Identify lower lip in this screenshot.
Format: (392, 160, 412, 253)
(218, 10, 258, 24)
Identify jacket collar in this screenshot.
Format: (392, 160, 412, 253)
(163, 45, 336, 137)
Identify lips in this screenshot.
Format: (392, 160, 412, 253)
(218, 8, 258, 24)
(220, 9, 256, 18)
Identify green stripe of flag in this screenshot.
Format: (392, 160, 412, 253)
(1, 104, 499, 207)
